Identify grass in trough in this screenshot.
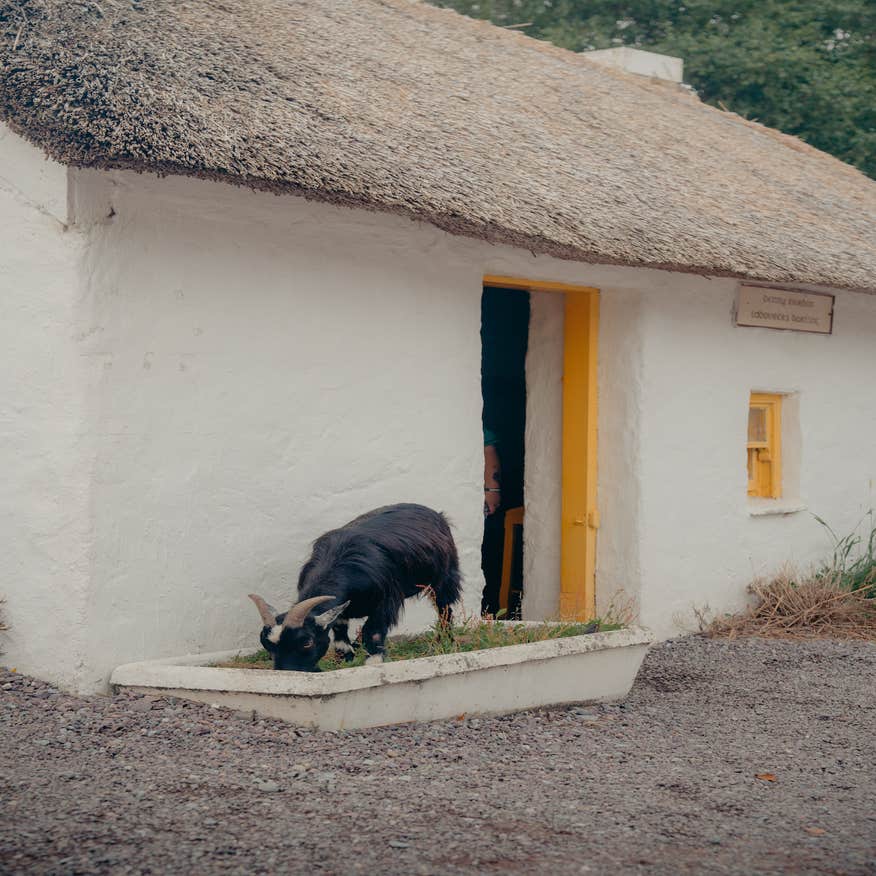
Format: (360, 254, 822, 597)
(216, 615, 622, 672)
(704, 512, 876, 641)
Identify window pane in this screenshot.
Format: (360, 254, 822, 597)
(748, 406, 767, 443)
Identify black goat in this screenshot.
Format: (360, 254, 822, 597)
(249, 503, 461, 671)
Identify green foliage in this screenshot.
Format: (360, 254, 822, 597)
(813, 510, 876, 596)
(218, 616, 620, 672)
(430, 0, 876, 177)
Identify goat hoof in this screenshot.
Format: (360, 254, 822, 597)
(364, 654, 385, 666)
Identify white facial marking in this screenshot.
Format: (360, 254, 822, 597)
(267, 625, 283, 644)
(334, 640, 353, 654)
(365, 654, 384, 666)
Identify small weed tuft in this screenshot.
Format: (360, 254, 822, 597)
(812, 510, 876, 597)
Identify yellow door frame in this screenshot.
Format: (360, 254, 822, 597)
(484, 275, 600, 621)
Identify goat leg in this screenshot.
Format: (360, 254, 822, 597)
(361, 615, 389, 665)
(331, 618, 357, 662)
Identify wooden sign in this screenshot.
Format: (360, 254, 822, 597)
(736, 286, 834, 334)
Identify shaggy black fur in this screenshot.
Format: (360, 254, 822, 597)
(260, 504, 461, 671)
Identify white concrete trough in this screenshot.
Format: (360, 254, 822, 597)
(110, 626, 653, 731)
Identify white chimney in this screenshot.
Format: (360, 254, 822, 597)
(584, 47, 683, 84)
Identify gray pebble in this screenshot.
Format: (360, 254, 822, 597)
(0, 637, 872, 875)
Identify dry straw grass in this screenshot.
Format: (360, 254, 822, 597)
(704, 514, 876, 641)
(705, 570, 876, 642)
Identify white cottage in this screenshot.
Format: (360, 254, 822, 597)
(1, 0, 875, 693)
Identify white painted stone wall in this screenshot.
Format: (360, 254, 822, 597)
(592, 285, 646, 623)
(633, 278, 876, 633)
(0, 124, 92, 689)
(2, 121, 875, 691)
(522, 293, 564, 620)
(67, 169, 487, 693)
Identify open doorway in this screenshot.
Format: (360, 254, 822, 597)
(482, 275, 600, 623)
(480, 285, 529, 618)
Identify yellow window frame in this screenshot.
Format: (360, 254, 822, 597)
(747, 393, 782, 498)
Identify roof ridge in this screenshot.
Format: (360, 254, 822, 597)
(376, 0, 874, 186)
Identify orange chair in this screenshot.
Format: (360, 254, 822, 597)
(497, 506, 524, 614)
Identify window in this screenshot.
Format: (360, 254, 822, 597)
(747, 393, 782, 498)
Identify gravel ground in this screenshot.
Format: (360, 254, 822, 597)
(1, 636, 874, 876)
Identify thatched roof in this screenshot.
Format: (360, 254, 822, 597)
(2, 0, 875, 292)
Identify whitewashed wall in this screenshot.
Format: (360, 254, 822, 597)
(2, 121, 875, 691)
(633, 278, 876, 633)
(522, 292, 564, 620)
(0, 124, 91, 689)
(66, 168, 487, 692)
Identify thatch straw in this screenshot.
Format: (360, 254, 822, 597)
(705, 570, 876, 641)
(1, 0, 875, 292)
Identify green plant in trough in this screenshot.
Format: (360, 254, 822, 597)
(218, 614, 620, 672)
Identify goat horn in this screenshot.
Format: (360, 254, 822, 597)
(282, 595, 336, 629)
(248, 594, 279, 628)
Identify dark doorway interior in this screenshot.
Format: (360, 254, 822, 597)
(481, 286, 529, 618)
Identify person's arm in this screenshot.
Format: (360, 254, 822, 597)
(484, 443, 502, 516)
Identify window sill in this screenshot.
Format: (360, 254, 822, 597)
(748, 498, 808, 517)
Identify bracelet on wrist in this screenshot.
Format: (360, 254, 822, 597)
(484, 487, 501, 493)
